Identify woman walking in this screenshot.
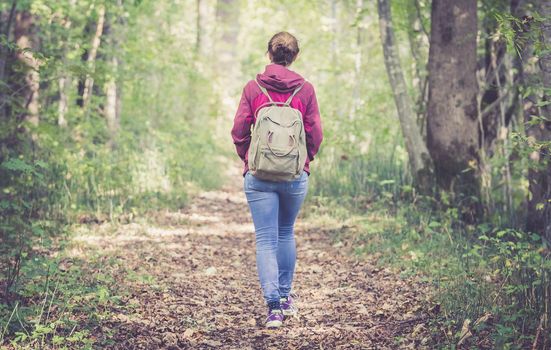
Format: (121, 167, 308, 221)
(231, 32, 323, 328)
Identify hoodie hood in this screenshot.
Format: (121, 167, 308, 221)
(256, 64, 305, 93)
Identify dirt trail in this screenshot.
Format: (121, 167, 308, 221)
(78, 181, 431, 349)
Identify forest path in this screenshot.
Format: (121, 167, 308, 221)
(76, 178, 431, 349)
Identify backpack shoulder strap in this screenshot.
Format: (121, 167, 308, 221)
(284, 81, 306, 106)
(255, 79, 274, 104)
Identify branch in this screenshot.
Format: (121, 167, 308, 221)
(414, 0, 429, 39)
(3, 0, 17, 39)
(480, 90, 510, 119)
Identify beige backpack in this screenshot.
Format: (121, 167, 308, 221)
(248, 80, 307, 181)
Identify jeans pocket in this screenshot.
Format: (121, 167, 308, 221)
(287, 173, 308, 195)
(245, 172, 267, 192)
(244, 172, 252, 191)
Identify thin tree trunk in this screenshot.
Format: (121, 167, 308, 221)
(58, 17, 72, 127)
(426, 0, 481, 220)
(58, 76, 69, 127)
(377, 0, 434, 192)
(0, 0, 17, 88)
(331, 0, 338, 70)
(407, 0, 429, 135)
(105, 56, 119, 147)
(350, 0, 364, 120)
(196, 0, 202, 54)
(82, 5, 105, 108)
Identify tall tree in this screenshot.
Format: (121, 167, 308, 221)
(103, 3, 124, 148)
(377, 0, 434, 192)
(426, 0, 480, 217)
(82, 5, 105, 108)
(14, 10, 40, 128)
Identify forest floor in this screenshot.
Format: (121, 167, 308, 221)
(69, 179, 435, 349)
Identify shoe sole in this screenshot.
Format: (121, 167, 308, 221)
(265, 320, 283, 328)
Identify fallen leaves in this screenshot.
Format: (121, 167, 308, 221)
(457, 312, 493, 348)
(75, 188, 432, 349)
(204, 266, 217, 276)
(183, 328, 195, 339)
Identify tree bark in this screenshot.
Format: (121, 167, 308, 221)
(58, 17, 73, 127)
(0, 0, 17, 89)
(377, 0, 434, 192)
(14, 10, 40, 127)
(103, 1, 124, 148)
(215, 0, 240, 127)
(196, 0, 202, 54)
(426, 0, 480, 216)
(58, 76, 69, 127)
(407, 0, 429, 136)
(82, 5, 105, 108)
(350, 0, 364, 120)
(331, 0, 338, 69)
(521, 0, 551, 239)
(105, 56, 119, 146)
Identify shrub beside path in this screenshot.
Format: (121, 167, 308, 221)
(76, 182, 432, 349)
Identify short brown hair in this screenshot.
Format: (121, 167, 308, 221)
(267, 32, 299, 66)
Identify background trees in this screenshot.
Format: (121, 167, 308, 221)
(0, 0, 550, 348)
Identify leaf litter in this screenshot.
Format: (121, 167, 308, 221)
(72, 184, 434, 349)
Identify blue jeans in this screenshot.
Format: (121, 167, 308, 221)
(244, 171, 308, 304)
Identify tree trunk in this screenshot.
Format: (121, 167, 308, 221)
(196, 0, 202, 54)
(58, 17, 73, 127)
(350, 0, 364, 120)
(426, 0, 481, 219)
(14, 10, 40, 127)
(407, 0, 429, 136)
(331, 0, 338, 69)
(103, 1, 124, 148)
(522, 0, 551, 240)
(58, 76, 69, 127)
(215, 0, 240, 129)
(0, 0, 17, 89)
(377, 0, 434, 192)
(82, 5, 105, 108)
(105, 56, 119, 147)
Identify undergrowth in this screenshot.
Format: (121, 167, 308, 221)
(305, 155, 551, 349)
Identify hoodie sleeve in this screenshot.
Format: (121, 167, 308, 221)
(231, 84, 254, 162)
(304, 84, 323, 161)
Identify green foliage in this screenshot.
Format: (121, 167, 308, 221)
(0, 156, 64, 300)
(0, 253, 129, 349)
(1, 0, 550, 347)
(319, 194, 550, 348)
(1, 0, 222, 346)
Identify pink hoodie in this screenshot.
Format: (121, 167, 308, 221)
(231, 64, 323, 176)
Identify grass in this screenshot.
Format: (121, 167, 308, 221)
(305, 153, 551, 349)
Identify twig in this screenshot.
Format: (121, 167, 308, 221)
(414, 0, 429, 39)
(531, 315, 544, 350)
(0, 301, 18, 344)
(45, 279, 60, 324)
(480, 91, 510, 119)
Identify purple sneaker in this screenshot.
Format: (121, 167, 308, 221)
(265, 309, 284, 328)
(280, 296, 298, 317)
